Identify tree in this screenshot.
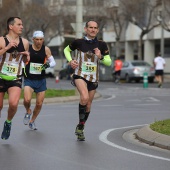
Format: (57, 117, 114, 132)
(0, 0, 61, 45)
(107, 5, 125, 58)
(120, 0, 160, 60)
(160, 0, 170, 32)
(21, 2, 61, 45)
(0, 0, 22, 36)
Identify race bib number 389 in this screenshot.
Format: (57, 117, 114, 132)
(82, 62, 97, 75)
(1, 62, 18, 76)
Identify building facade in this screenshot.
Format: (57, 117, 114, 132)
(103, 0, 170, 73)
(20, 0, 170, 74)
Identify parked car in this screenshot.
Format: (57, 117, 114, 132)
(59, 64, 74, 80)
(59, 67, 68, 79)
(114, 60, 155, 83)
(45, 67, 55, 77)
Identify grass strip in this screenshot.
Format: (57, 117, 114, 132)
(150, 119, 170, 135)
(4, 89, 76, 99)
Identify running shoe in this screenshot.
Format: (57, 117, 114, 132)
(1, 121, 12, 140)
(75, 124, 84, 135)
(158, 83, 162, 88)
(77, 132, 85, 141)
(23, 113, 31, 125)
(29, 121, 37, 130)
(75, 124, 85, 141)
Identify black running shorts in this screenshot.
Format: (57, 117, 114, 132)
(0, 79, 22, 92)
(71, 74, 98, 91)
(155, 70, 164, 76)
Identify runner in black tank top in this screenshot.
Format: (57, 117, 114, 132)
(24, 44, 46, 80)
(0, 17, 30, 140)
(23, 31, 56, 130)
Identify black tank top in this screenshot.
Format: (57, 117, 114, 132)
(0, 37, 25, 77)
(24, 44, 46, 79)
(4, 37, 25, 53)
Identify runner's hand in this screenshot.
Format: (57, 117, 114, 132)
(20, 51, 30, 63)
(41, 63, 50, 70)
(70, 60, 78, 69)
(93, 48, 102, 59)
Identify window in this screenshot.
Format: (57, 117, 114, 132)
(123, 62, 129, 67)
(64, 0, 75, 5)
(84, 0, 104, 6)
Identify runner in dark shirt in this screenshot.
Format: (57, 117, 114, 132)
(64, 20, 111, 141)
(23, 31, 56, 130)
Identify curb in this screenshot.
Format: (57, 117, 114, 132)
(3, 92, 101, 105)
(135, 125, 170, 150)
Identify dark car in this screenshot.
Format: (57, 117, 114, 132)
(59, 64, 74, 79)
(115, 60, 155, 83)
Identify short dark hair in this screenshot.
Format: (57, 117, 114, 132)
(85, 20, 99, 28)
(7, 17, 21, 31)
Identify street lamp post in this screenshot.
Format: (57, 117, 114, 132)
(157, 1, 164, 57)
(160, 18, 164, 57)
(0, 0, 2, 8)
(76, 0, 83, 38)
(160, 1, 164, 58)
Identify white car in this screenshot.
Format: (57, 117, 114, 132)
(117, 60, 155, 83)
(45, 67, 55, 77)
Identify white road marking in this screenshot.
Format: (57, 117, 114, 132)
(135, 103, 160, 106)
(148, 97, 160, 102)
(99, 125, 170, 162)
(128, 97, 160, 102)
(103, 95, 116, 101)
(127, 99, 141, 102)
(101, 105, 122, 107)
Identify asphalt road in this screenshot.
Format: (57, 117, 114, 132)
(0, 78, 170, 170)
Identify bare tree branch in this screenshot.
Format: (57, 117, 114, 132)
(120, 0, 161, 60)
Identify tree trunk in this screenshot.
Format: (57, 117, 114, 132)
(115, 37, 120, 58)
(138, 34, 143, 60)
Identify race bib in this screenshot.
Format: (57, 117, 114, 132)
(82, 62, 97, 75)
(30, 62, 42, 74)
(1, 62, 18, 76)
